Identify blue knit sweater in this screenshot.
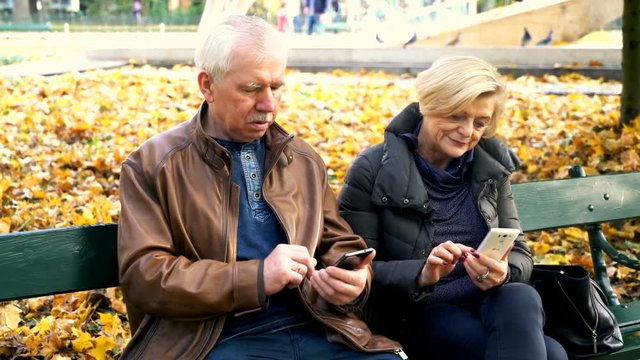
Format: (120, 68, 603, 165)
(402, 132, 489, 304)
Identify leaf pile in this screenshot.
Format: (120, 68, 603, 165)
(0, 66, 638, 359)
(1, 290, 127, 359)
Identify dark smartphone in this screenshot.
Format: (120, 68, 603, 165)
(333, 248, 374, 270)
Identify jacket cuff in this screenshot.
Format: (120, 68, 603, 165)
(411, 265, 435, 301)
(258, 260, 267, 309)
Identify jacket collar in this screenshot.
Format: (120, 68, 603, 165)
(372, 103, 430, 211)
(387, 102, 516, 175)
(372, 103, 514, 211)
(386, 102, 424, 135)
(191, 101, 294, 172)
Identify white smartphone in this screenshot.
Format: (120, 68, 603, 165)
(476, 228, 520, 260)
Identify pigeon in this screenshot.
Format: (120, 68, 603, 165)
(521, 27, 532, 47)
(536, 29, 554, 46)
(446, 32, 461, 46)
(403, 32, 417, 49)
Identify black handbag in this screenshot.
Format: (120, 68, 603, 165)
(530, 264, 624, 359)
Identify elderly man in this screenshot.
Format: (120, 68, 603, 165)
(117, 15, 405, 360)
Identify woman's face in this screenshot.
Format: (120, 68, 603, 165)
(418, 96, 495, 169)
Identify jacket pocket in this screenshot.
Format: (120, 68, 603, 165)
(120, 316, 220, 360)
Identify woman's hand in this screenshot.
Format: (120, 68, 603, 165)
(464, 243, 513, 290)
(418, 241, 474, 287)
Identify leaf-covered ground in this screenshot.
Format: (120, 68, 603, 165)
(0, 66, 638, 359)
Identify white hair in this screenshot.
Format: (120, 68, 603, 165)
(194, 15, 288, 83)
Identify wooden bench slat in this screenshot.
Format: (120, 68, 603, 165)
(512, 172, 640, 232)
(0, 224, 119, 301)
(610, 302, 640, 329)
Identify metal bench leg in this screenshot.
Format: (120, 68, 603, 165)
(586, 223, 620, 305)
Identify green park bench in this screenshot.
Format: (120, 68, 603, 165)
(0, 166, 639, 359)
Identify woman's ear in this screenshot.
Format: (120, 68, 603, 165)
(198, 71, 215, 103)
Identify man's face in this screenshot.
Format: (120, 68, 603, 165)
(202, 52, 286, 143)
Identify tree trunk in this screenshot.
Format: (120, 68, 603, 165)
(621, 0, 640, 125)
(197, 0, 255, 37)
(13, 0, 31, 23)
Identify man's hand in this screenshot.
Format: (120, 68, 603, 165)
(263, 244, 316, 296)
(309, 249, 375, 306)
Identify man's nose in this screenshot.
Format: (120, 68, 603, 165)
(256, 89, 277, 113)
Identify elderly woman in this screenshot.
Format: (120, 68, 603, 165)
(338, 56, 567, 360)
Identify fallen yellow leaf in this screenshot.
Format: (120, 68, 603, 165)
(71, 327, 94, 352)
(89, 335, 117, 360)
(0, 304, 22, 330)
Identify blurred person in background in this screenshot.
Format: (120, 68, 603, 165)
(277, 1, 290, 32)
(304, 0, 328, 34)
(132, 0, 142, 25)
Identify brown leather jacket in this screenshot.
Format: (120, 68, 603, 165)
(117, 102, 402, 359)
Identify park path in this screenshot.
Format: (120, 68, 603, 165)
(0, 31, 385, 77)
(0, 30, 622, 79)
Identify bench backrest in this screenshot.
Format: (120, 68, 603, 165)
(0, 171, 639, 302)
(512, 172, 640, 232)
(0, 224, 118, 301)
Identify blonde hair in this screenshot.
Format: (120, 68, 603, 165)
(194, 15, 288, 84)
(415, 56, 506, 137)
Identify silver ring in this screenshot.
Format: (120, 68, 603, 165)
(476, 269, 490, 282)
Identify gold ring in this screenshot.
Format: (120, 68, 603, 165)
(476, 269, 490, 282)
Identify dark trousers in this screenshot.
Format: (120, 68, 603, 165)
(307, 14, 321, 35)
(407, 283, 568, 360)
(206, 321, 402, 360)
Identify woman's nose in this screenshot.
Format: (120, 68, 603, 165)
(458, 119, 473, 137)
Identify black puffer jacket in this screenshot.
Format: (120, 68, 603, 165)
(338, 103, 533, 335)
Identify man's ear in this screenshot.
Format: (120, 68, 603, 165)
(198, 71, 215, 103)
